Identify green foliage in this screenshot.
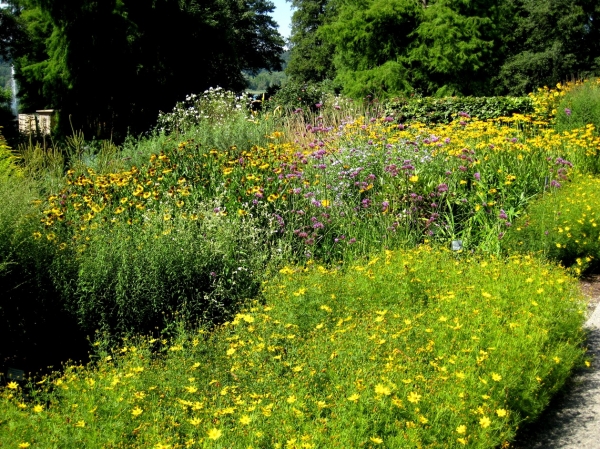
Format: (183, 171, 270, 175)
(286, 0, 337, 83)
(495, 0, 600, 95)
(0, 247, 587, 447)
(384, 95, 534, 124)
(51, 206, 269, 337)
(555, 79, 600, 133)
(9, 0, 285, 139)
(245, 70, 287, 92)
(266, 79, 340, 111)
(504, 173, 600, 276)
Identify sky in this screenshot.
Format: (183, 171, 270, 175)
(270, 0, 294, 39)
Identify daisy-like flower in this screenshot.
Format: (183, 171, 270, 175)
(207, 428, 222, 440)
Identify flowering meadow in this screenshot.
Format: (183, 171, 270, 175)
(1, 81, 600, 447)
(0, 249, 587, 448)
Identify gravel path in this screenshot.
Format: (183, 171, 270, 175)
(512, 275, 600, 449)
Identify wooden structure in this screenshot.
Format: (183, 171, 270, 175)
(18, 110, 56, 135)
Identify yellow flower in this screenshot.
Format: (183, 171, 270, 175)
(185, 386, 198, 393)
(321, 199, 330, 207)
(374, 384, 391, 396)
(287, 395, 297, 404)
(18, 443, 31, 448)
(239, 415, 252, 425)
(370, 437, 383, 444)
(496, 409, 507, 417)
(132, 406, 143, 417)
(163, 213, 172, 221)
(226, 348, 236, 356)
(409, 175, 419, 183)
(457, 438, 468, 445)
(419, 415, 428, 424)
(207, 428, 222, 440)
(33, 405, 43, 413)
(75, 420, 86, 427)
(456, 425, 467, 434)
(492, 373, 502, 382)
(7, 381, 19, 390)
(189, 417, 202, 426)
(347, 394, 360, 402)
(407, 391, 421, 404)
(238, 209, 247, 216)
(479, 416, 491, 428)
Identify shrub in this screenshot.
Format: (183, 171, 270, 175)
(0, 247, 586, 448)
(383, 96, 534, 124)
(50, 204, 271, 337)
(504, 173, 600, 276)
(265, 80, 341, 112)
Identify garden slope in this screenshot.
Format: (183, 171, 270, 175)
(0, 247, 587, 448)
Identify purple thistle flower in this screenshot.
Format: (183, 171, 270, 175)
(550, 180, 561, 188)
(315, 103, 323, 108)
(382, 201, 389, 212)
(474, 172, 481, 181)
(437, 183, 449, 193)
(499, 209, 508, 220)
(565, 108, 572, 116)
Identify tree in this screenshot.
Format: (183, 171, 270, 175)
(286, 0, 337, 82)
(495, 0, 600, 95)
(6, 0, 285, 139)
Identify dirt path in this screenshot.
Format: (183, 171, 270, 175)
(511, 274, 600, 449)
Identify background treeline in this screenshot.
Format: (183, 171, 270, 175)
(286, 0, 600, 98)
(0, 0, 284, 139)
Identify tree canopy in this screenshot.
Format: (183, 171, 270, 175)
(287, 0, 600, 98)
(1, 0, 284, 138)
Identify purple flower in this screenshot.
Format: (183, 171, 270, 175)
(384, 116, 394, 122)
(565, 108, 572, 116)
(437, 183, 448, 193)
(499, 209, 508, 220)
(397, 124, 405, 130)
(348, 238, 356, 244)
(550, 180, 561, 188)
(382, 201, 389, 212)
(315, 103, 323, 108)
(474, 172, 481, 181)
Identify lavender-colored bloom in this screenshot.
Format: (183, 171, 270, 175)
(445, 137, 451, 144)
(550, 180, 561, 188)
(511, 137, 518, 143)
(334, 105, 341, 110)
(499, 209, 508, 220)
(313, 222, 324, 229)
(348, 238, 356, 244)
(315, 103, 323, 108)
(474, 172, 481, 181)
(437, 183, 449, 193)
(398, 124, 405, 130)
(565, 108, 572, 116)
(384, 116, 394, 122)
(382, 201, 389, 212)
